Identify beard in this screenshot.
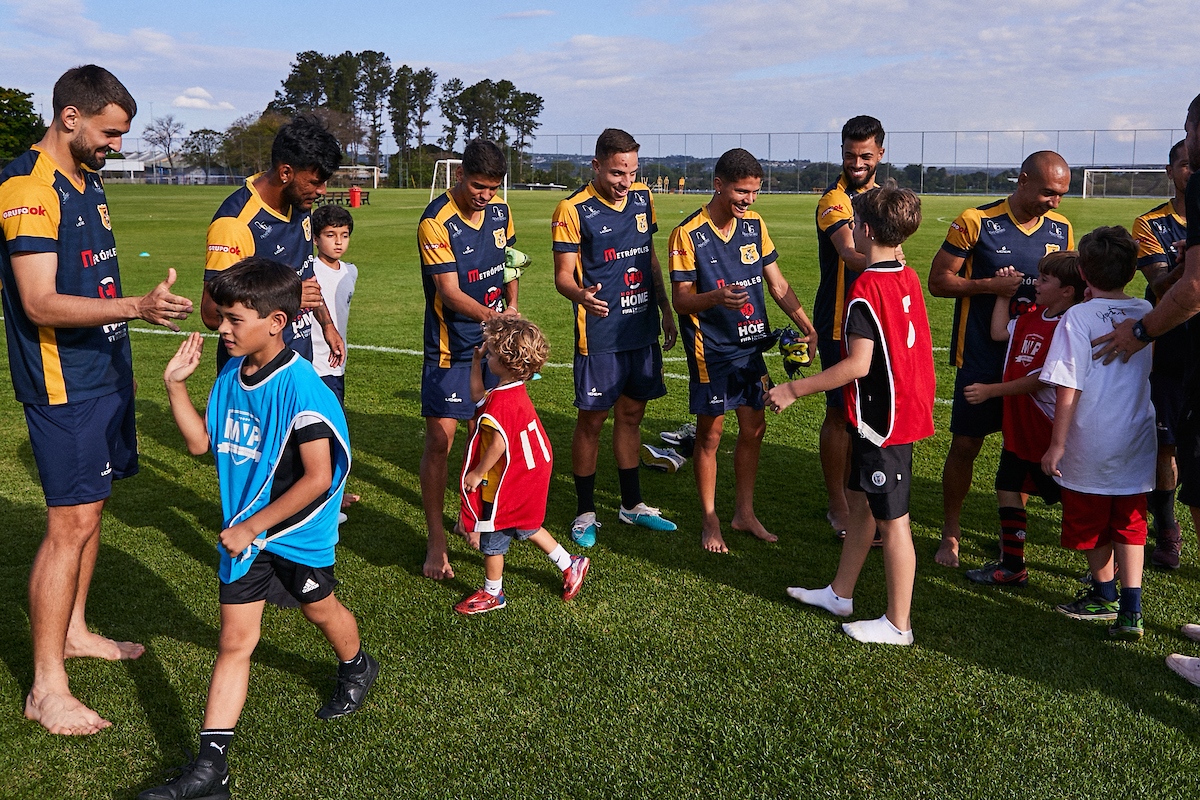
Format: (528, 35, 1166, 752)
(69, 131, 107, 171)
(844, 165, 877, 191)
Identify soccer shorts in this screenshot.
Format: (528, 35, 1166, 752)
(1059, 488, 1147, 550)
(321, 374, 346, 407)
(219, 550, 338, 608)
(995, 449, 1061, 504)
(24, 384, 138, 506)
(1150, 371, 1185, 447)
(573, 344, 666, 411)
(479, 527, 540, 556)
(688, 352, 771, 416)
(817, 337, 845, 409)
(1175, 394, 1200, 507)
(950, 368, 1003, 438)
(847, 430, 913, 521)
(421, 360, 497, 420)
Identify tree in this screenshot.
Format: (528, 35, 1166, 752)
(181, 128, 223, 180)
(0, 86, 46, 164)
(356, 50, 393, 168)
(507, 91, 544, 180)
(324, 51, 359, 115)
(411, 67, 438, 149)
(269, 50, 327, 114)
(438, 78, 464, 153)
(144, 115, 185, 169)
(309, 107, 361, 162)
(219, 113, 288, 177)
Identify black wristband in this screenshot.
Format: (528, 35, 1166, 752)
(1132, 319, 1157, 343)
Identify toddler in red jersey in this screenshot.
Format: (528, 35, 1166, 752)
(454, 316, 590, 614)
(766, 182, 935, 645)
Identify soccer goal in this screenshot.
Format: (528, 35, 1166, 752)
(1081, 169, 1171, 199)
(431, 159, 508, 202)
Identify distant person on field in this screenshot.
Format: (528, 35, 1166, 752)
(928, 151, 1074, 568)
(0, 65, 193, 736)
(145, 259, 376, 800)
(962, 252, 1084, 587)
(669, 148, 816, 552)
(1041, 227, 1153, 639)
(453, 316, 591, 614)
(678, 175, 685, 194)
(768, 182, 934, 646)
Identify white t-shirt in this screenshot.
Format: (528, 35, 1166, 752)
(1040, 296, 1155, 495)
(311, 258, 358, 377)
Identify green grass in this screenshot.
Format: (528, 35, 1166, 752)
(2, 187, 1198, 799)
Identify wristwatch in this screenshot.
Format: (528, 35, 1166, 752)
(1132, 319, 1156, 343)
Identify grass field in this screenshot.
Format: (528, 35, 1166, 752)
(3, 186, 1199, 799)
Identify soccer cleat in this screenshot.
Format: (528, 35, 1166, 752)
(777, 326, 813, 378)
(138, 757, 231, 800)
(503, 246, 530, 283)
(640, 443, 687, 473)
(1150, 523, 1182, 570)
(965, 561, 1029, 587)
(454, 588, 507, 615)
(316, 650, 379, 720)
(619, 502, 678, 531)
(1108, 611, 1145, 641)
(337, 512, 348, 525)
(1056, 589, 1118, 621)
(562, 555, 590, 601)
(570, 512, 599, 548)
(660, 422, 696, 446)
(1167, 653, 1200, 686)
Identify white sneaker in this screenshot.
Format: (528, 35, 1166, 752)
(1167, 653, 1200, 686)
(842, 615, 914, 646)
(786, 585, 852, 617)
(1181, 623, 1200, 643)
(337, 512, 348, 525)
(640, 443, 686, 473)
(660, 422, 696, 445)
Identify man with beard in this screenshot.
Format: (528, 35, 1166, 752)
(0, 65, 193, 734)
(928, 151, 1073, 568)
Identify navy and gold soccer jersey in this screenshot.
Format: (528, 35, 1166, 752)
(941, 198, 1073, 373)
(418, 191, 515, 367)
(1133, 201, 1189, 374)
(669, 207, 776, 380)
(205, 175, 316, 359)
(552, 182, 659, 356)
(0, 147, 132, 405)
(813, 174, 872, 341)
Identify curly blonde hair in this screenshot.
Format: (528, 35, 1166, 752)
(482, 315, 549, 381)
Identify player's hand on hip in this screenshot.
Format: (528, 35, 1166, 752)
(1090, 318, 1144, 364)
(301, 278, 324, 308)
(661, 314, 678, 351)
(581, 283, 608, 317)
(137, 268, 194, 331)
(164, 332, 205, 384)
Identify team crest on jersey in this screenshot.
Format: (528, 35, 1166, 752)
(1045, 244, 1060, 256)
(493, 228, 507, 249)
(217, 410, 263, 465)
(97, 204, 111, 230)
(302, 216, 312, 241)
(636, 213, 648, 233)
(740, 244, 760, 265)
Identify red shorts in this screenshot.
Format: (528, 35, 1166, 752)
(1059, 487, 1148, 550)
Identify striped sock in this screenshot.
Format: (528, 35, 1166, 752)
(999, 506, 1027, 572)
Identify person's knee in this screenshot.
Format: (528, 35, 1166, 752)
(613, 399, 646, 429)
(823, 405, 848, 427)
(575, 410, 608, 438)
(218, 622, 261, 657)
(947, 435, 984, 462)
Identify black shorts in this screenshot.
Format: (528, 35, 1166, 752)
(847, 430, 912, 521)
(1175, 396, 1200, 508)
(994, 449, 1061, 504)
(817, 337, 845, 409)
(950, 368, 1003, 438)
(219, 550, 338, 608)
(1150, 371, 1185, 447)
(320, 373, 346, 407)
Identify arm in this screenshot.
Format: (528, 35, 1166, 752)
(963, 373, 1046, 405)
(1041, 385, 1080, 477)
(763, 262, 817, 345)
(220, 435, 334, 556)
(469, 346, 486, 403)
(162, 332, 210, 455)
(827, 224, 870, 273)
(765, 334, 873, 413)
(927, 248, 1023, 299)
(671, 278, 747, 316)
(1092, 241, 1199, 362)
(503, 274, 519, 313)
(431, 271, 500, 323)
(463, 428, 505, 493)
(11, 254, 193, 330)
(200, 282, 220, 330)
(306, 288, 345, 368)
(553, 250, 608, 317)
(649, 242, 677, 350)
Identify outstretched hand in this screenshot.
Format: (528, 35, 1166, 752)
(164, 332, 204, 384)
(1090, 318, 1146, 364)
(581, 283, 608, 317)
(137, 268, 194, 331)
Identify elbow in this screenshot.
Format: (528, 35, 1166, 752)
(22, 301, 53, 328)
(187, 442, 209, 457)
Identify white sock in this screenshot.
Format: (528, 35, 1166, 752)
(548, 545, 572, 571)
(484, 578, 503, 596)
(842, 614, 914, 646)
(786, 584, 853, 616)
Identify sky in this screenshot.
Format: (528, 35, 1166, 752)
(2, 0, 1197, 166)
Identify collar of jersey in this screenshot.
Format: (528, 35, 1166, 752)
(699, 205, 742, 244)
(586, 182, 630, 213)
(237, 348, 298, 390)
(246, 173, 293, 223)
(998, 197, 1054, 237)
(490, 380, 524, 393)
(31, 145, 89, 194)
(445, 190, 498, 231)
(837, 173, 877, 197)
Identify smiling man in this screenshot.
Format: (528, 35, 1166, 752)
(0, 65, 193, 735)
(928, 150, 1074, 568)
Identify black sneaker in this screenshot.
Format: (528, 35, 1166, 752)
(317, 650, 379, 720)
(1108, 611, 1145, 640)
(1056, 588, 1118, 621)
(965, 561, 1029, 587)
(138, 757, 231, 800)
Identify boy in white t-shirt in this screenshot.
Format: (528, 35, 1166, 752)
(311, 204, 358, 406)
(1041, 226, 1155, 640)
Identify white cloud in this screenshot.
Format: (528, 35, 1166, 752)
(172, 87, 235, 111)
(496, 9, 554, 19)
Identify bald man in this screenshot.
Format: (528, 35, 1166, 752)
(928, 151, 1074, 568)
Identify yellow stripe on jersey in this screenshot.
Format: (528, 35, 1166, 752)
(574, 260, 589, 355)
(691, 317, 709, 383)
(433, 294, 451, 368)
(38, 326, 67, 405)
(954, 256, 974, 367)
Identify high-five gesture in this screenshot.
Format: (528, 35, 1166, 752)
(136, 268, 194, 331)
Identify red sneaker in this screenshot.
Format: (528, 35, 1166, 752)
(453, 588, 506, 615)
(562, 555, 590, 601)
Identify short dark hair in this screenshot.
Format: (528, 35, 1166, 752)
(1078, 226, 1138, 292)
(1038, 250, 1085, 302)
(461, 138, 507, 180)
(1169, 138, 1187, 164)
(52, 65, 136, 120)
(1188, 93, 1200, 125)
(311, 204, 354, 236)
(271, 114, 342, 180)
(842, 115, 884, 147)
(713, 148, 763, 183)
(850, 180, 921, 247)
(208, 257, 301, 321)
(595, 128, 640, 160)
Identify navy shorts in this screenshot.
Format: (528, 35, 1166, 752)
(817, 337, 845, 409)
(688, 352, 771, 416)
(1175, 396, 1200, 507)
(847, 430, 912, 521)
(479, 526, 540, 556)
(995, 448, 1061, 504)
(950, 368, 1003, 438)
(573, 344, 666, 411)
(25, 384, 138, 506)
(321, 374, 345, 407)
(421, 360, 497, 420)
(219, 550, 337, 608)
(1150, 371, 1185, 447)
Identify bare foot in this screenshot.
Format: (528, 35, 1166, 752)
(702, 521, 729, 553)
(423, 549, 455, 580)
(25, 691, 111, 735)
(64, 629, 144, 661)
(732, 514, 778, 543)
(935, 535, 960, 568)
(341, 493, 361, 509)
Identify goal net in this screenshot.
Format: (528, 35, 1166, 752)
(431, 159, 508, 202)
(1081, 169, 1171, 199)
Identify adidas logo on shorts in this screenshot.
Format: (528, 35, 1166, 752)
(302, 578, 320, 594)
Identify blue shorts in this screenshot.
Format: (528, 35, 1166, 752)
(817, 337, 845, 409)
(573, 344, 666, 411)
(24, 384, 138, 506)
(321, 374, 346, 406)
(1151, 371, 1185, 447)
(688, 352, 771, 416)
(479, 527, 540, 556)
(421, 361, 497, 420)
(950, 368, 1003, 439)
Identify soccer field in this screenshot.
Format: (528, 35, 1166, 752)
(4, 186, 1198, 799)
